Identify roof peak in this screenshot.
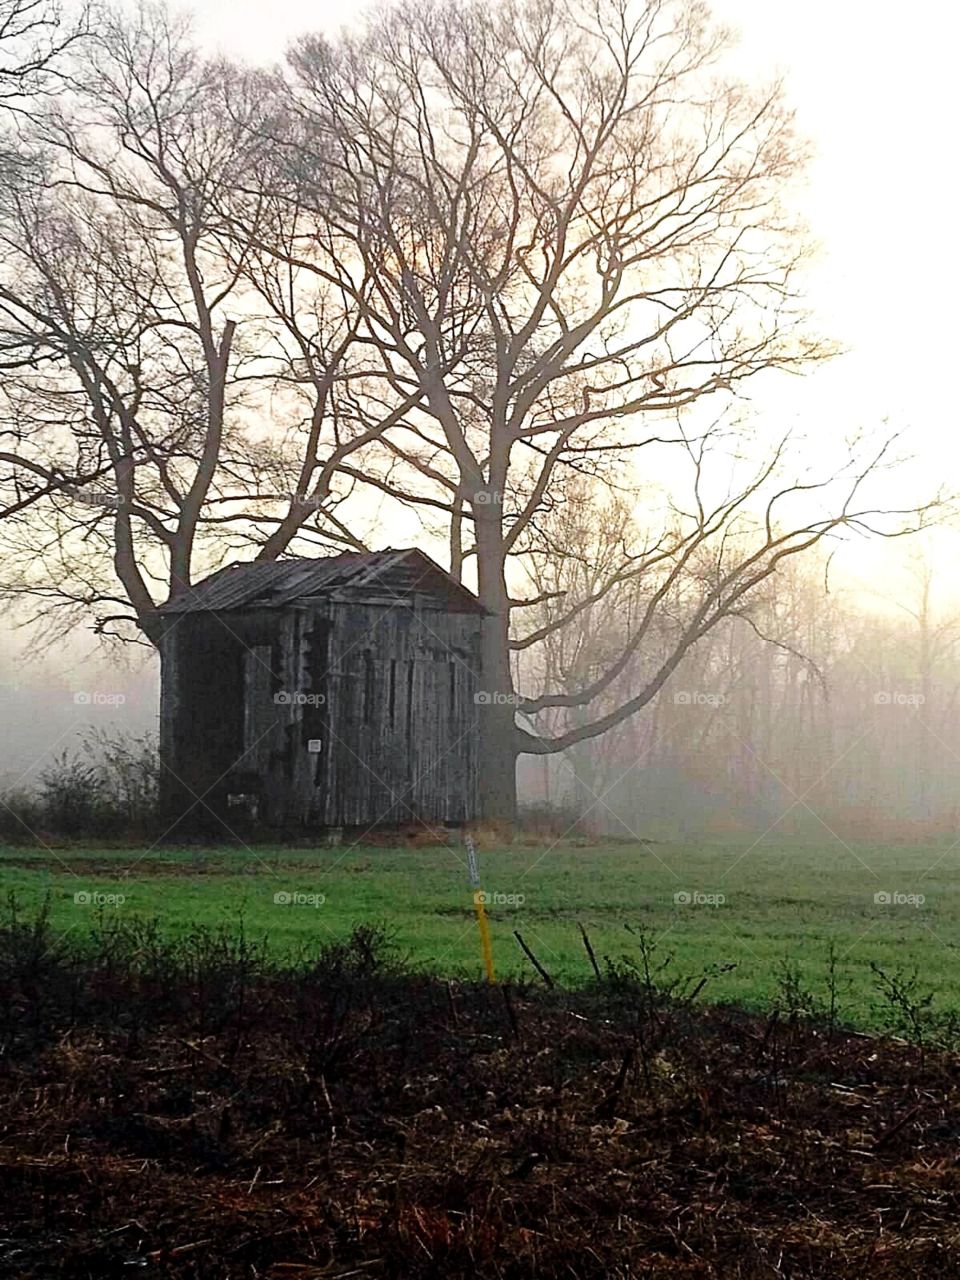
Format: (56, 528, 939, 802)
(156, 548, 485, 615)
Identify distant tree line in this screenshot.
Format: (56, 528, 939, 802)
(519, 527, 960, 839)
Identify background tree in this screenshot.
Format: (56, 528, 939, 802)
(0, 0, 88, 110)
(0, 5, 387, 643)
(0, 0, 942, 825)
(519, 537, 960, 843)
(279, 0, 938, 819)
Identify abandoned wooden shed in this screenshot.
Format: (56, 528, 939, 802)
(155, 549, 486, 833)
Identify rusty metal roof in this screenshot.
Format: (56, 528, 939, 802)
(156, 548, 486, 615)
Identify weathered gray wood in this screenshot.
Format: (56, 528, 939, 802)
(159, 570, 483, 833)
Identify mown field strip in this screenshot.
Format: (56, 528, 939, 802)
(1, 838, 956, 1028)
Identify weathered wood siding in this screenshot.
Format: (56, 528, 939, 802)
(314, 600, 481, 826)
(160, 594, 483, 831)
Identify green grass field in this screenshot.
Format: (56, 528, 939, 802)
(1, 837, 956, 1030)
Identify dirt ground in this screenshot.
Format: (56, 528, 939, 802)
(1, 923, 960, 1278)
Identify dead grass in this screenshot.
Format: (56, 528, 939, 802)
(1, 916, 960, 1276)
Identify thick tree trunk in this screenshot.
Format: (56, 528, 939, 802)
(474, 504, 518, 823)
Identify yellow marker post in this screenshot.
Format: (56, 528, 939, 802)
(466, 835, 496, 983)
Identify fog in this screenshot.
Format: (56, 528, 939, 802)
(6, 533, 960, 843)
(0, 629, 158, 793)
(517, 533, 960, 840)
(1, 0, 957, 835)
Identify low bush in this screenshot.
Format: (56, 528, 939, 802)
(0, 728, 160, 842)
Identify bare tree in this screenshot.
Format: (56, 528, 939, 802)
(0, 5, 382, 643)
(282, 0, 937, 818)
(0, 0, 89, 108)
(0, 0, 942, 828)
